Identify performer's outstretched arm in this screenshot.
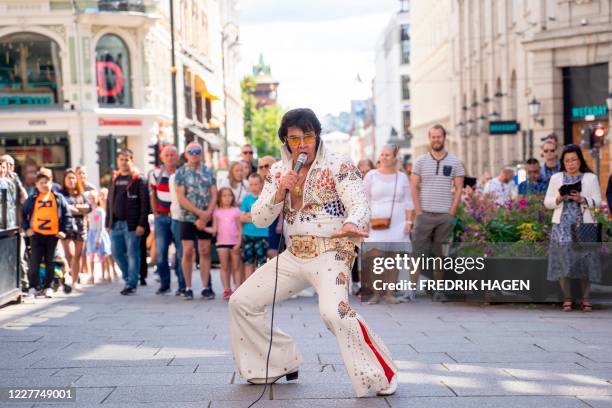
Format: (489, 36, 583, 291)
(252, 162, 285, 228)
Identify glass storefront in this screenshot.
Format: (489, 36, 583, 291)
(0, 133, 70, 192)
(0, 33, 63, 109)
(96, 34, 131, 107)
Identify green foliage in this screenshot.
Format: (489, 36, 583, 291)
(240, 75, 285, 158)
(241, 76, 256, 144)
(252, 104, 284, 158)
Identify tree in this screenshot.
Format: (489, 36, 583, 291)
(241, 76, 256, 144)
(241, 75, 284, 158)
(252, 104, 284, 158)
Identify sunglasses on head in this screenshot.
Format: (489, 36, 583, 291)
(187, 149, 202, 155)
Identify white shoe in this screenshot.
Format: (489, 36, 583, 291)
(377, 376, 397, 396)
(247, 371, 298, 385)
(44, 288, 54, 298)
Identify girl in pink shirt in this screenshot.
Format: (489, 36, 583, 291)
(210, 187, 242, 299)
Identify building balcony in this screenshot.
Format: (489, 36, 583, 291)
(77, 0, 159, 28)
(97, 0, 145, 13)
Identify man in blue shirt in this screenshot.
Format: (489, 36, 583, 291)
(519, 158, 547, 196)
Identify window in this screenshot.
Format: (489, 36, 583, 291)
(0, 32, 63, 109)
(400, 24, 410, 65)
(402, 110, 411, 136)
(96, 34, 131, 107)
(401, 75, 410, 100)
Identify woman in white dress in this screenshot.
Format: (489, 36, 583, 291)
(219, 161, 249, 205)
(364, 145, 414, 304)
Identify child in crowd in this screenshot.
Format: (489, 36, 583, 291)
(86, 190, 112, 282)
(207, 187, 242, 299)
(97, 188, 118, 280)
(239, 173, 269, 280)
(22, 168, 71, 297)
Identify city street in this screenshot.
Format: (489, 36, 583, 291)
(1, 272, 611, 407)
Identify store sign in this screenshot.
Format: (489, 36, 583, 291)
(571, 105, 607, 119)
(489, 121, 520, 135)
(99, 118, 142, 126)
(97, 61, 125, 97)
(0, 93, 54, 107)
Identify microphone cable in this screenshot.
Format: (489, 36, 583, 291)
(247, 195, 286, 407)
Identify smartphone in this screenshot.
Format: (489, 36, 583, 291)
(558, 181, 581, 196)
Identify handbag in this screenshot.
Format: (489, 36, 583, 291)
(370, 172, 398, 230)
(571, 199, 602, 243)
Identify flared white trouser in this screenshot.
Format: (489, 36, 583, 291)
(228, 250, 397, 397)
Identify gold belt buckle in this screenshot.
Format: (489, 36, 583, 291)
(290, 236, 318, 258)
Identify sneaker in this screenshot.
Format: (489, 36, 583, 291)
(34, 289, 45, 298)
(350, 282, 360, 296)
(140, 279, 147, 286)
(44, 288, 54, 298)
(184, 289, 194, 300)
(223, 289, 233, 300)
(156, 287, 171, 295)
(120, 287, 136, 296)
(175, 288, 186, 296)
(201, 288, 215, 300)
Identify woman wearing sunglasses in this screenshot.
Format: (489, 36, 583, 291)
(228, 108, 397, 397)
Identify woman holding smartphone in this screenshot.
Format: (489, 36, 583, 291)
(544, 144, 602, 312)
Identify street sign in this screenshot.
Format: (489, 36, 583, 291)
(489, 121, 521, 135)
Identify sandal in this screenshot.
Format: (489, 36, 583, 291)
(581, 300, 593, 312)
(562, 300, 572, 312)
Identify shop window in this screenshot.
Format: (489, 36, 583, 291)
(0, 32, 63, 108)
(96, 34, 131, 107)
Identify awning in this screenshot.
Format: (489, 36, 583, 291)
(187, 125, 223, 150)
(181, 56, 222, 101)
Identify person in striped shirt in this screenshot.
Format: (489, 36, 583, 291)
(410, 125, 465, 301)
(149, 145, 182, 295)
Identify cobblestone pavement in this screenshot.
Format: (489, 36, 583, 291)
(1, 270, 611, 407)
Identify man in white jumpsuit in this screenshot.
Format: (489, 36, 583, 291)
(228, 108, 397, 397)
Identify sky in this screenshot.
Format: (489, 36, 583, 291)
(238, 0, 399, 117)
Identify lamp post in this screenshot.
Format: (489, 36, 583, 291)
(169, 0, 179, 147)
(528, 97, 544, 126)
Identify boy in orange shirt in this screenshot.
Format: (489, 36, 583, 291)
(22, 168, 72, 298)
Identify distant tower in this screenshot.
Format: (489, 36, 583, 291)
(251, 53, 279, 108)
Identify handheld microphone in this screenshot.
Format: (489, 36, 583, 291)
(294, 153, 308, 173)
(284, 153, 308, 195)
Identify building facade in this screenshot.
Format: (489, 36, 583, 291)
(373, 0, 412, 164)
(450, 0, 612, 187)
(0, 0, 241, 187)
(408, 0, 456, 159)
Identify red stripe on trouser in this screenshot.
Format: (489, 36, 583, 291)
(357, 319, 394, 383)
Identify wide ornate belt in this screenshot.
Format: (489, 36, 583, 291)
(289, 235, 355, 259)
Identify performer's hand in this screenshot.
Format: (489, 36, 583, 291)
(279, 170, 299, 191)
(331, 223, 369, 238)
